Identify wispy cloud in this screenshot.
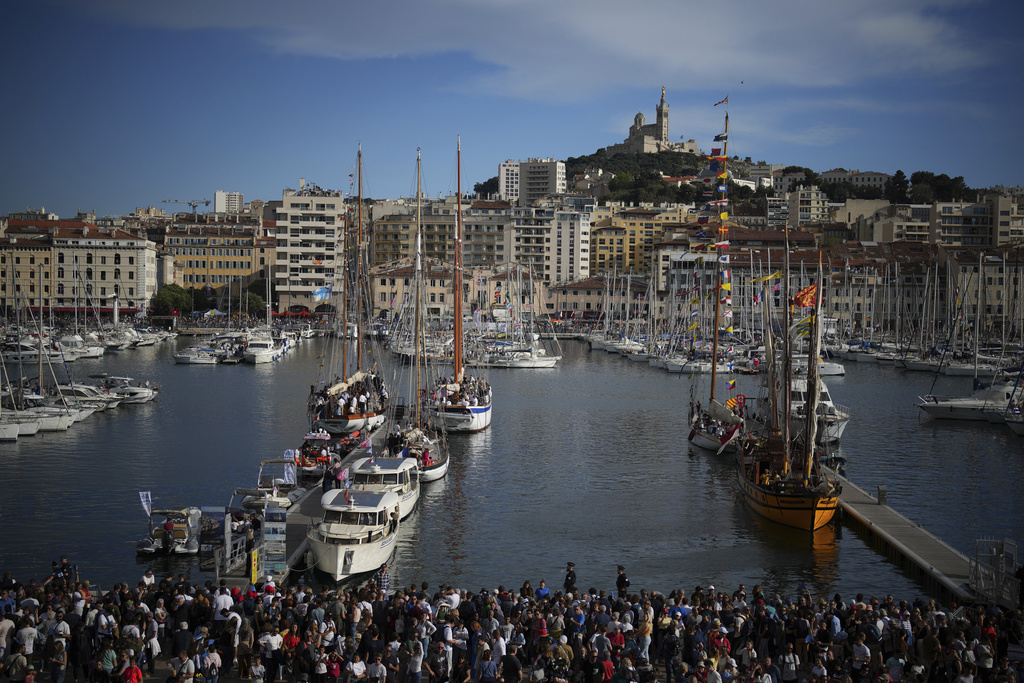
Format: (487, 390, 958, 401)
(80, 0, 995, 100)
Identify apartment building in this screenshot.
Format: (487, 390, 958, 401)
(268, 180, 346, 312)
(1, 220, 158, 313)
(788, 186, 830, 226)
(163, 222, 271, 306)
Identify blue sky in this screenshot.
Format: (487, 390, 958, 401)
(2, 0, 1021, 219)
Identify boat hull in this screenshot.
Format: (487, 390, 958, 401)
(736, 470, 840, 531)
(419, 454, 450, 482)
(314, 412, 386, 435)
(430, 403, 491, 432)
(688, 428, 737, 453)
(307, 527, 397, 582)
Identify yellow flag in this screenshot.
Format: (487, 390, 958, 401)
(750, 270, 782, 283)
(690, 297, 699, 305)
(720, 212, 729, 221)
(726, 325, 734, 334)
(720, 282, 731, 292)
(687, 321, 699, 331)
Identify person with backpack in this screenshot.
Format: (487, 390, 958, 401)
(659, 629, 679, 683)
(2, 643, 29, 683)
(202, 644, 222, 683)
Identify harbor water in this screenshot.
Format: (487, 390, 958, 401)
(0, 336, 1020, 601)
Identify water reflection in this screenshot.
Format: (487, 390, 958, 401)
(0, 338, 1014, 604)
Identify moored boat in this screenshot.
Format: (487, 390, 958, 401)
(306, 489, 400, 582)
(348, 456, 420, 519)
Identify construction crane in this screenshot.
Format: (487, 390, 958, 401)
(162, 198, 211, 220)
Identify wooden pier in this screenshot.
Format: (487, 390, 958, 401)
(830, 469, 975, 603)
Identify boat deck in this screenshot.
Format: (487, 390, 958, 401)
(830, 468, 973, 602)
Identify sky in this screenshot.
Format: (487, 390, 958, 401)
(1, 0, 1022, 219)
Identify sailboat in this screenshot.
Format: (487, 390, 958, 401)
(737, 245, 841, 531)
(309, 146, 389, 435)
(384, 149, 451, 482)
(427, 139, 493, 433)
(687, 112, 744, 453)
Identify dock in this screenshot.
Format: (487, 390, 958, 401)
(219, 431, 387, 588)
(830, 468, 974, 604)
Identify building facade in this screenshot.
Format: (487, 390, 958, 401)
(1, 220, 158, 315)
(214, 190, 245, 214)
(267, 181, 346, 312)
(163, 222, 272, 306)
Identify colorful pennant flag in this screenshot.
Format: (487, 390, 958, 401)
(750, 270, 782, 283)
(715, 95, 729, 107)
(794, 283, 819, 308)
(726, 380, 736, 390)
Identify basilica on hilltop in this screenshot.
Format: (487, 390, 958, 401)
(603, 88, 699, 156)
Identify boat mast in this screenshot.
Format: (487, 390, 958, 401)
(974, 249, 982, 378)
(413, 150, 423, 427)
(341, 182, 350, 377)
(782, 224, 792, 475)
(803, 251, 824, 480)
(356, 145, 365, 371)
(709, 111, 730, 401)
(453, 137, 464, 383)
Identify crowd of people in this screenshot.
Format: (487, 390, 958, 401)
(1, 558, 1022, 683)
(310, 373, 388, 422)
(430, 374, 491, 409)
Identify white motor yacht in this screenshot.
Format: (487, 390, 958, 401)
(242, 337, 282, 364)
(348, 457, 420, 519)
(306, 489, 400, 582)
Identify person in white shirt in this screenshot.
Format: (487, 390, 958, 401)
(491, 630, 506, 664)
(212, 590, 233, 630)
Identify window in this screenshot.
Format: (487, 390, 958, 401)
(86, 253, 93, 265)
(58, 253, 64, 264)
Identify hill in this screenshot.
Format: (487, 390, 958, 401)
(564, 150, 705, 179)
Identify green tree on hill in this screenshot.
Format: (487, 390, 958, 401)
(884, 170, 910, 203)
(474, 176, 499, 197)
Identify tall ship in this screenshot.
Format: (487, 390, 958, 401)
(738, 239, 841, 531)
(427, 139, 493, 433)
(309, 146, 389, 436)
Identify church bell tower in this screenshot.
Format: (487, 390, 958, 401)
(656, 87, 669, 143)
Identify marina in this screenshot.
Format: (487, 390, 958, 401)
(0, 335, 1020, 603)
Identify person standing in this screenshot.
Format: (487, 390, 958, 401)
(779, 644, 799, 683)
(48, 641, 67, 683)
(563, 564, 576, 597)
(615, 568, 629, 601)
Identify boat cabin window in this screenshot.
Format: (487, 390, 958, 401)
(820, 391, 830, 402)
(791, 391, 805, 401)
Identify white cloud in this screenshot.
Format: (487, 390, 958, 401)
(82, 0, 994, 99)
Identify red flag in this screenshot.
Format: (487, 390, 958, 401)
(714, 95, 729, 107)
(794, 283, 818, 308)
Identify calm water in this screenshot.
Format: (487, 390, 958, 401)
(0, 336, 1020, 604)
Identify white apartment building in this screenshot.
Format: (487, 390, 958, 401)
(552, 208, 591, 284)
(788, 186, 830, 226)
(498, 161, 520, 202)
(269, 180, 346, 312)
(214, 190, 244, 214)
